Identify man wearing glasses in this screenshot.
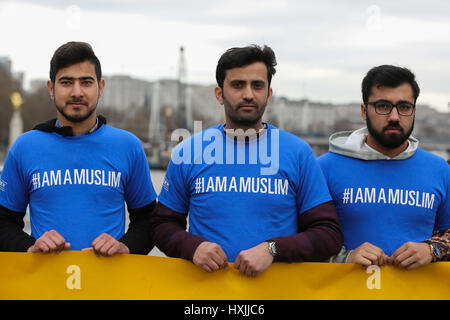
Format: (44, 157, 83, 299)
(319, 65, 450, 269)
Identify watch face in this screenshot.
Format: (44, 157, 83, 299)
(269, 241, 276, 256)
(433, 245, 442, 259)
(432, 243, 443, 259)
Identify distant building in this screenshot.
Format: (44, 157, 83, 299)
(98, 75, 221, 142)
(99, 75, 152, 114)
(29, 79, 48, 93)
(0, 56, 12, 74)
(0, 57, 24, 87)
(267, 97, 336, 136)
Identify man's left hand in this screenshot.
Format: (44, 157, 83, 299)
(82, 233, 130, 256)
(389, 242, 432, 270)
(234, 242, 274, 277)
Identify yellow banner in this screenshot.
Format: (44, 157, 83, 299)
(0, 251, 449, 300)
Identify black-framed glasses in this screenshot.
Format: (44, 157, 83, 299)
(366, 100, 415, 116)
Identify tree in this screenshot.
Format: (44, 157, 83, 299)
(20, 86, 54, 131)
(0, 68, 15, 148)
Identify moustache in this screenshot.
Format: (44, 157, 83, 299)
(66, 99, 88, 106)
(237, 101, 258, 109)
(383, 123, 403, 132)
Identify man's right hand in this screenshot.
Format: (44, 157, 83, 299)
(347, 242, 389, 267)
(192, 241, 228, 273)
(27, 230, 70, 253)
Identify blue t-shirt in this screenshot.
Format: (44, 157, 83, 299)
(158, 123, 332, 261)
(0, 125, 157, 250)
(318, 149, 450, 256)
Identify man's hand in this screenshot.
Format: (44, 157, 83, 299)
(27, 230, 70, 253)
(389, 242, 432, 270)
(82, 233, 129, 257)
(234, 242, 274, 277)
(347, 242, 389, 267)
(192, 241, 228, 273)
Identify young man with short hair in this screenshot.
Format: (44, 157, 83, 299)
(151, 45, 343, 277)
(0, 42, 157, 256)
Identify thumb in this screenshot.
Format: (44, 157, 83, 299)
(81, 247, 93, 251)
(27, 244, 38, 253)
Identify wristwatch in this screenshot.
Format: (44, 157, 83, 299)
(429, 242, 443, 262)
(266, 240, 277, 257)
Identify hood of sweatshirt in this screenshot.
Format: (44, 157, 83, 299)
(328, 127, 419, 160)
(33, 115, 107, 136)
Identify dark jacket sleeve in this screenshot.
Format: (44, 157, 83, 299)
(119, 200, 157, 255)
(0, 204, 36, 252)
(270, 201, 343, 262)
(150, 202, 206, 261)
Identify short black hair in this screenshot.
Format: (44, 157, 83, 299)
(215, 44, 277, 88)
(50, 41, 102, 83)
(362, 65, 420, 103)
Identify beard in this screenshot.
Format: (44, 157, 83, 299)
(366, 114, 414, 149)
(226, 104, 264, 127)
(223, 98, 267, 127)
(55, 99, 97, 123)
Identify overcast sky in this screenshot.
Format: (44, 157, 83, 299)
(1, 0, 449, 112)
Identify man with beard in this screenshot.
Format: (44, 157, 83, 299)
(151, 45, 343, 277)
(0, 42, 157, 255)
(319, 65, 450, 269)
